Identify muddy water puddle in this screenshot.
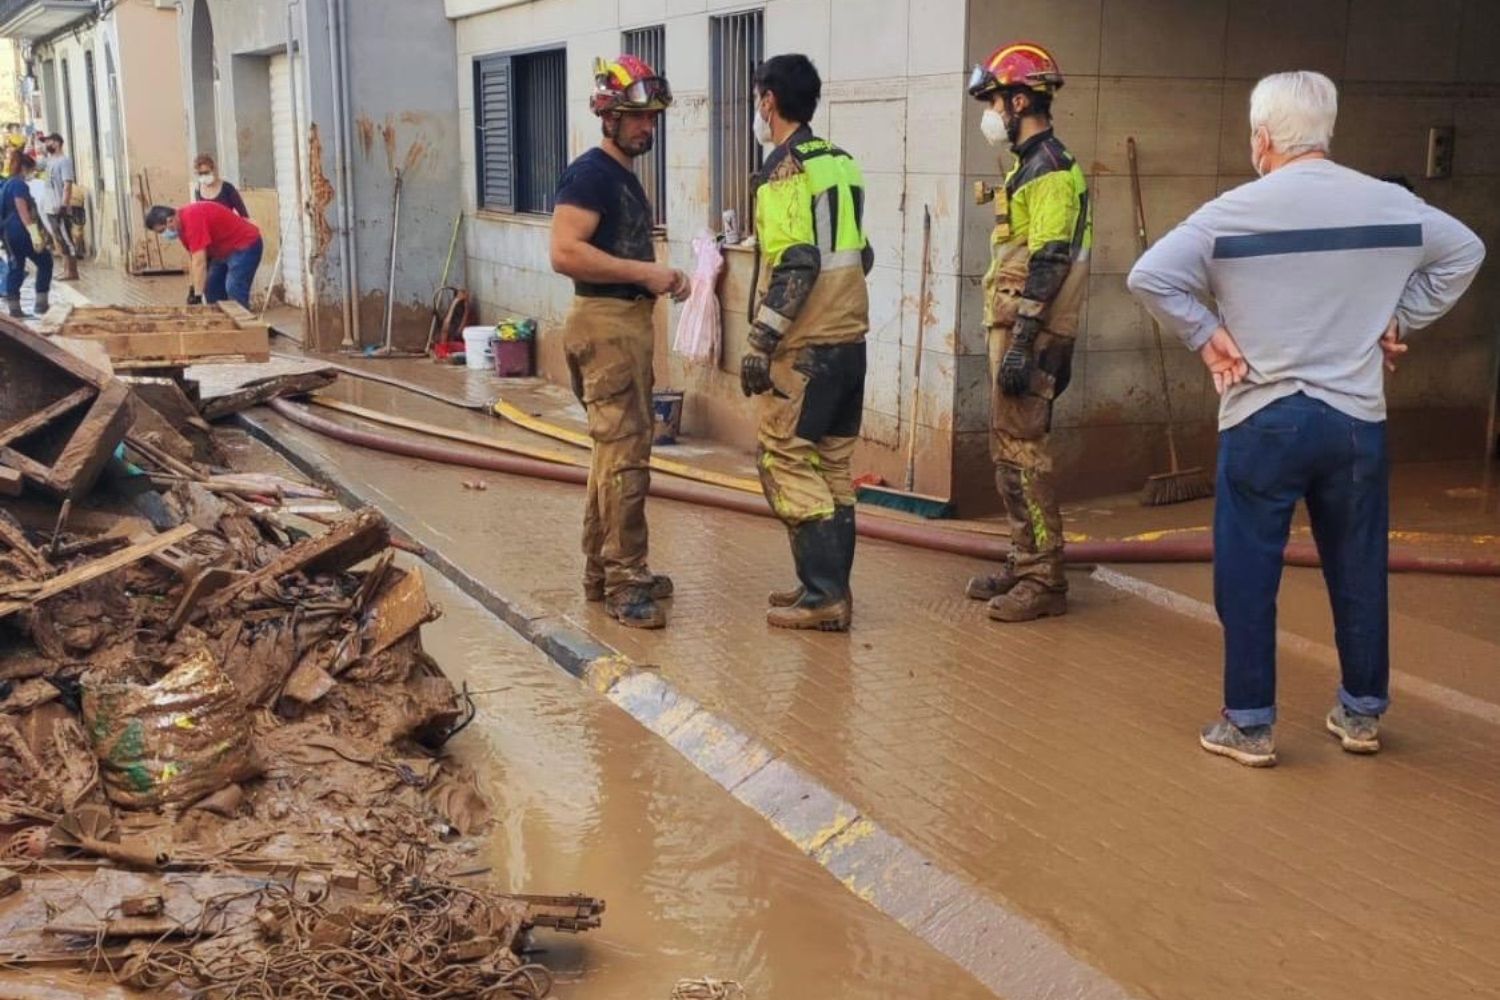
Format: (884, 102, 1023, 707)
(419, 568, 993, 1000)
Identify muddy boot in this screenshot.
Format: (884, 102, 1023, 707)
(33, 293, 48, 315)
(986, 579, 1067, 622)
(587, 573, 672, 603)
(6, 296, 24, 319)
(604, 585, 666, 629)
(1200, 715, 1277, 768)
(771, 507, 856, 608)
(767, 517, 851, 632)
(966, 558, 1020, 601)
(768, 525, 805, 607)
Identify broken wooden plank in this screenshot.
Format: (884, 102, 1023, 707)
(1, 677, 61, 713)
(199, 369, 337, 421)
(126, 389, 197, 465)
(51, 302, 270, 370)
(0, 524, 198, 619)
(195, 509, 388, 620)
(0, 511, 46, 574)
(363, 567, 437, 659)
(120, 894, 165, 917)
(0, 463, 21, 497)
(0, 387, 96, 448)
(123, 377, 207, 432)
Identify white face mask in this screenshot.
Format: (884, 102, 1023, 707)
(197, 173, 214, 187)
(980, 108, 1008, 147)
(753, 99, 774, 148)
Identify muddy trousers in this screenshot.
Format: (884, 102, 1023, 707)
(757, 343, 866, 601)
(988, 324, 1073, 591)
(563, 296, 657, 598)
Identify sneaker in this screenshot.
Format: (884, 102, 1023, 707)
(1199, 715, 1277, 767)
(604, 587, 666, 629)
(586, 573, 673, 603)
(1325, 704, 1380, 754)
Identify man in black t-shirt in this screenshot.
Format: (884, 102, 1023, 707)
(551, 54, 689, 630)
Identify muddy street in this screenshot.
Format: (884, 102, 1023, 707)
(420, 563, 994, 1000)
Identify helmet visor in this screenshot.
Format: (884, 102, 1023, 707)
(622, 76, 673, 109)
(967, 64, 995, 99)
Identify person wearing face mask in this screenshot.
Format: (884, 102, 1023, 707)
(40, 134, 78, 281)
(742, 54, 873, 633)
(191, 154, 249, 218)
(143, 200, 263, 310)
(1, 153, 53, 318)
(550, 55, 688, 630)
(964, 41, 1090, 624)
(1128, 71, 1484, 767)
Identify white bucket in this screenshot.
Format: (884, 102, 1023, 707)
(462, 326, 495, 370)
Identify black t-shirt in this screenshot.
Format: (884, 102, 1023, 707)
(555, 148, 655, 300)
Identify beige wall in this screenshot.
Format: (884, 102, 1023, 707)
(962, 0, 1500, 502)
(116, 0, 192, 274)
(455, 0, 972, 497)
(0, 40, 23, 126)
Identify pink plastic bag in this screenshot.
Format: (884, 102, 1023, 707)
(672, 233, 724, 366)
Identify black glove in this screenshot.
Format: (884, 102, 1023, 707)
(999, 317, 1040, 397)
(186, 290, 203, 306)
(741, 351, 773, 397)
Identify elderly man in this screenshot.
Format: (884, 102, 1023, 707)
(1128, 71, 1485, 768)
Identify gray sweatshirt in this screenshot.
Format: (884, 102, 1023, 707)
(1127, 158, 1485, 429)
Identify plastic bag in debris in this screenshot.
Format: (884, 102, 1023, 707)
(671, 232, 724, 366)
(82, 646, 259, 811)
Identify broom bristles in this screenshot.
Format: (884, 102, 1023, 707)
(1141, 467, 1214, 506)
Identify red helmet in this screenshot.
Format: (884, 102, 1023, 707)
(968, 42, 1064, 101)
(590, 55, 673, 115)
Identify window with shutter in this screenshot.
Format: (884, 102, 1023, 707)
(474, 48, 567, 215)
(474, 55, 513, 212)
(622, 25, 667, 228)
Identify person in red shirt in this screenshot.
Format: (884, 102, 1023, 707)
(144, 201, 263, 309)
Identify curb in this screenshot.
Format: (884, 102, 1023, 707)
(238, 408, 1136, 1000)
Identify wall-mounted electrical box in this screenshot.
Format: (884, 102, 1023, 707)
(1426, 126, 1455, 180)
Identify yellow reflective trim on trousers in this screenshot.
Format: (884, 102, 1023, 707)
(1023, 469, 1051, 548)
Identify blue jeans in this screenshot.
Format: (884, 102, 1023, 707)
(3, 219, 52, 297)
(1214, 392, 1390, 728)
(205, 238, 263, 310)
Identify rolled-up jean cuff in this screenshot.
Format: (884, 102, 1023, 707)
(1225, 706, 1276, 728)
(1338, 688, 1388, 718)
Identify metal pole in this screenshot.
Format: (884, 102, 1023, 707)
(286, 0, 315, 346)
(326, 0, 356, 349)
(383, 168, 402, 353)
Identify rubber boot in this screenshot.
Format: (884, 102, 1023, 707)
(6, 296, 24, 319)
(769, 526, 807, 607)
(767, 517, 851, 632)
(33, 293, 48, 315)
(770, 506, 857, 609)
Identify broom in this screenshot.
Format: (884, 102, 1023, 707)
(856, 205, 955, 518)
(1128, 137, 1214, 506)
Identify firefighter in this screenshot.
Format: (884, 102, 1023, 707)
(741, 54, 873, 632)
(964, 42, 1091, 623)
(550, 55, 689, 629)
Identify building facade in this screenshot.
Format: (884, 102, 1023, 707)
(451, 0, 1500, 509)
(175, 0, 464, 351)
(1, 0, 192, 275)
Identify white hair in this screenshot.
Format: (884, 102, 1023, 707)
(1249, 71, 1338, 155)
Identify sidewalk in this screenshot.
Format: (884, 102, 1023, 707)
(242, 393, 1500, 1000)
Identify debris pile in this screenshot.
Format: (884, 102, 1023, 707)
(0, 316, 600, 997)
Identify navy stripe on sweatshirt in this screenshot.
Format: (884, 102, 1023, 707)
(1213, 224, 1423, 260)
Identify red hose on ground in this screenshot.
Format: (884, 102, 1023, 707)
(266, 398, 1500, 577)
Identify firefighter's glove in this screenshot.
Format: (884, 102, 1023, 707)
(186, 290, 203, 306)
(999, 317, 1041, 397)
(741, 351, 773, 397)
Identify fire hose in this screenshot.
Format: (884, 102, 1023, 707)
(265, 398, 1500, 576)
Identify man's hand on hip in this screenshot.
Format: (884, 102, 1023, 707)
(1200, 326, 1249, 396)
(1380, 317, 1408, 373)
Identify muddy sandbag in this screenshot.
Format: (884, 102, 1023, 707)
(82, 646, 259, 810)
